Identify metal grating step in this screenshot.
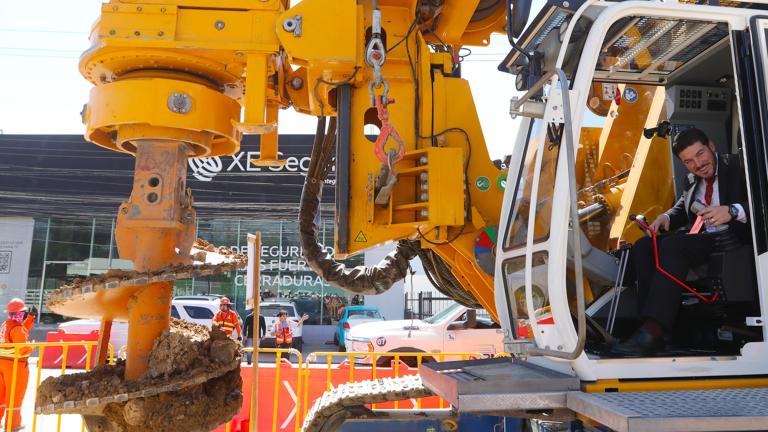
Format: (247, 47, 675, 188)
(420, 357, 580, 413)
(568, 387, 768, 432)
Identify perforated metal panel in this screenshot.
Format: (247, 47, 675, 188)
(568, 388, 768, 432)
(597, 18, 728, 76)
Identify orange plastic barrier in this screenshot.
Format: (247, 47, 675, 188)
(40, 330, 99, 369)
(216, 359, 443, 432)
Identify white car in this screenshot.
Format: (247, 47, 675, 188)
(58, 296, 228, 357)
(171, 295, 230, 327)
(344, 303, 503, 367)
(258, 300, 305, 351)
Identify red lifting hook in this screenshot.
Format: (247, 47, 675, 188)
(373, 95, 405, 164)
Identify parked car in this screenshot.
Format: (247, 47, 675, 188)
(334, 306, 385, 350)
(258, 300, 305, 352)
(344, 302, 502, 367)
(57, 296, 233, 357)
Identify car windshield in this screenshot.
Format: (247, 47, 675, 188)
(423, 303, 463, 324)
(348, 309, 381, 319)
(261, 305, 295, 317)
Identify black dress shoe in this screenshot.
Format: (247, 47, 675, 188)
(610, 327, 665, 356)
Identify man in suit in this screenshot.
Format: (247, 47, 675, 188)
(612, 127, 750, 356)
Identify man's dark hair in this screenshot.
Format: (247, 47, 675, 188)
(277, 310, 288, 317)
(672, 127, 710, 157)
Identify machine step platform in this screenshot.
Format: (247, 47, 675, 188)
(421, 358, 768, 431)
(419, 357, 580, 413)
(567, 387, 768, 432)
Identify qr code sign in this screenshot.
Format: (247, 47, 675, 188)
(0, 251, 11, 274)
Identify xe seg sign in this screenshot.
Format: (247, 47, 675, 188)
(188, 151, 318, 182)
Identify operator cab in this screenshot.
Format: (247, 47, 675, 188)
(496, 1, 768, 377)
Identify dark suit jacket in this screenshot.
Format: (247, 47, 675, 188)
(243, 313, 267, 339)
(665, 153, 750, 242)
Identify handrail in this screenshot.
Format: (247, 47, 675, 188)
(13, 343, 481, 432)
(526, 68, 587, 360)
(0, 340, 116, 432)
(510, 69, 557, 112)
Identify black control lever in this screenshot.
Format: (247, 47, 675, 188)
(643, 120, 672, 139)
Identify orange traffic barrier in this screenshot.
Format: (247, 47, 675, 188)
(0, 341, 480, 432)
(217, 349, 481, 432)
(41, 330, 101, 369)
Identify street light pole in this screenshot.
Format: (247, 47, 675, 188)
(36, 218, 51, 324)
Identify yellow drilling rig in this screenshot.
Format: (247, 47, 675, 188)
(33, 0, 768, 431)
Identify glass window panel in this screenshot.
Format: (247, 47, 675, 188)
(596, 18, 727, 75)
(502, 253, 550, 322)
(504, 123, 560, 250)
(183, 305, 214, 319)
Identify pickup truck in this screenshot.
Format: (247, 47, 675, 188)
(344, 302, 503, 367)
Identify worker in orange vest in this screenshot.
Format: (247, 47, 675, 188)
(0, 298, 35, 431)
(212, 297, 242, 341)
(270, 310, 309, 349)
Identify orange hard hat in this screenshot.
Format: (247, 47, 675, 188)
(5, 298, 27, 313)
(220, 297, 231, 305)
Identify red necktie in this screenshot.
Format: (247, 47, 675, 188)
(690, 177, 716, 234)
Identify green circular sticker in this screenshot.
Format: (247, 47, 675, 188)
(496, 174, 507, 191)
(475, 176, 491, 191)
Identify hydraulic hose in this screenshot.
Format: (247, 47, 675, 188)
(299, 116, 418, 295)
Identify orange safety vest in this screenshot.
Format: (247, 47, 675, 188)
(0, 319, 32, 360)
(274, 321, 293, 345)
(213, 310, 241, 337)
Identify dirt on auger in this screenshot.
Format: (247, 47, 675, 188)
(36, 319, 243, 432)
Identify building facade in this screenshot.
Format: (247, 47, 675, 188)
(0, 135, 366, 323)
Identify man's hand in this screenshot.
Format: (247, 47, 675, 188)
(28, 306, 38, 318)
(301, 313, 309, 322)
(698, 205, 732, 227)
(237, 336, 242, 342)
(649, 214, 671, 234)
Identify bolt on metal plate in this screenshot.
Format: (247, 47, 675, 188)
(167, 92, 192, 114)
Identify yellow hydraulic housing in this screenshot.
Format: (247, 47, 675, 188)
(56, 0, 509, 381)
(576, 84, 676, 251)
(61, 2, 677, 371)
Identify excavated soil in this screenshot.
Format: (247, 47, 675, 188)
(37, 319, 243, 431)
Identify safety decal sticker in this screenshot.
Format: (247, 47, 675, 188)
(354, 231, 368, 242)
(475, 176, 491, 192)
(496, 174, 507, 191)
(623, 87, 638, 103)
(375, 337, 386, 347)
(602, 83, 619, 101)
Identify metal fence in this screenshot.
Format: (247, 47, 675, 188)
(404, 293, 455, 319)
(4, 341, 484, 432)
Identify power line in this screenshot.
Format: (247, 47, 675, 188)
(0, 53, 76, 59)
(0, 46, 82, 53)
(0, 28, 88, 35)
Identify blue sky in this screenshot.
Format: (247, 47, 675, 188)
(0, 1, 545, 159)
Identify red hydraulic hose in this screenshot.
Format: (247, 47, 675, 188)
(633, 217, 720, 304)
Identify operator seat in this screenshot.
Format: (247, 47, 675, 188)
(681, 153, 757, 305)
(684, 229, 757, 304)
